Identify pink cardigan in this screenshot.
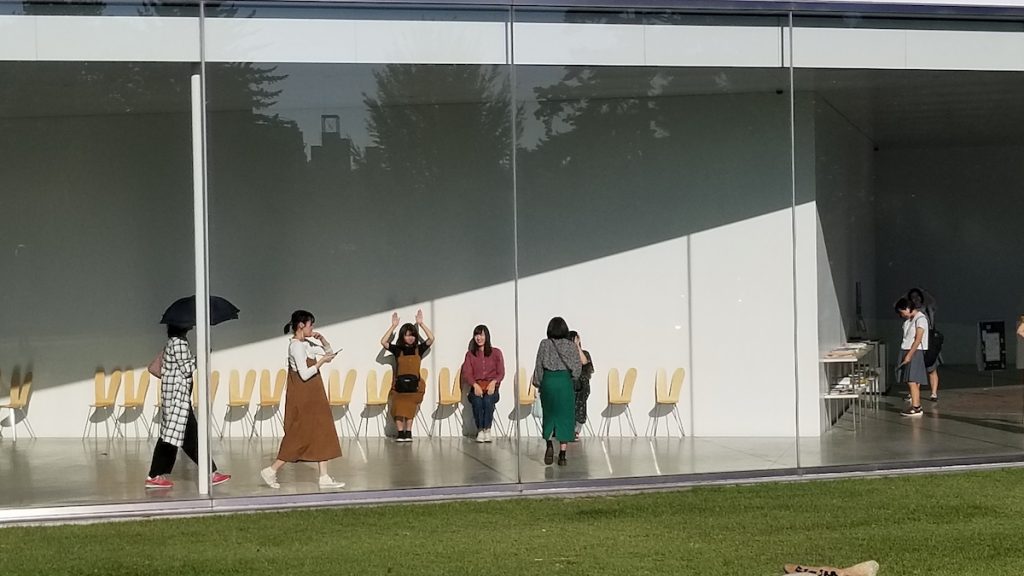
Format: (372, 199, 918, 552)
(461, 347, 506, 388)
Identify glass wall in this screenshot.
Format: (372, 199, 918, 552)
(0, 1, 201, 507)
(3, 0, 1024, 520)
(512, 8, 798, 480)
(204, 3, 519, 496)
(793, 16, 1024, 467)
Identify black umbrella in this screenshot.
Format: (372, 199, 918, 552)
(160, 296, 240, 327)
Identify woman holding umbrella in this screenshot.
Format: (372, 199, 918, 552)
(260, 310, 345, 489)
(145, 322, 232, 488)
(146, 294, 238, 488)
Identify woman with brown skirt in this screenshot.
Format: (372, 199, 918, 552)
(380, 309, 434, 442)
(260, 310, 345, 489)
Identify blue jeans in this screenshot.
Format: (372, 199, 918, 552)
(469, 391, 500, 430)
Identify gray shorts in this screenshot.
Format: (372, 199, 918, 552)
(898, 348, 928, 386)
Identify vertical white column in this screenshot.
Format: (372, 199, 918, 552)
(191, 71, 211, 495)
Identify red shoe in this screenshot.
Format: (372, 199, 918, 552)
(211, 472, 232, 486)
(145, 476, 174, 489)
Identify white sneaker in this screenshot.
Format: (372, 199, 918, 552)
(475, 431, 486, 443)
(318, 475, 346, 489)
(484, 429, 494, 443)
(260, 467, 280, 489)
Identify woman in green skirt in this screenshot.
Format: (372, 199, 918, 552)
(532, 317, 582, 466)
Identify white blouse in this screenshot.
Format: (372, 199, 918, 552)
(288, 338, 333, 381)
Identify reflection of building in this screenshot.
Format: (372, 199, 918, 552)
(310, 114, 352, 184)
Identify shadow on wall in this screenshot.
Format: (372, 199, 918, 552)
(1, 60, 793, 392)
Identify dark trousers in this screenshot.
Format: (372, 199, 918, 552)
(469, 391, 500, 429)
(148, 408, 217, 477)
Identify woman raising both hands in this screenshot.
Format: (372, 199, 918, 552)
(381, 309, 434, 442)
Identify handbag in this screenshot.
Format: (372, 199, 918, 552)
(147, 351, 163, 378)
(925, 329, 944, 366)
(395, 373, 419, 393)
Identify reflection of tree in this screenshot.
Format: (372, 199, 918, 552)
(21, 1, 105, 15)
(361, 64, 516, 191)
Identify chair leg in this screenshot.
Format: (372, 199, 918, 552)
(113, 408, 125, 439)
(21, 412, 36, 440)
(415, 411, 430, 438)
(211, 417, 223, 439)
(492, 414, 507, 437)
(672, 408, 686, 437)
(82, 407, 93, 439)
(344, 411, 359, 438)
(583, 420, 595, 438)
(625, 406, 638, 437)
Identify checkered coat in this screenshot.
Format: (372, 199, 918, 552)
(159, 337, 196, 447)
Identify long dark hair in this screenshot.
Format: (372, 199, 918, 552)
(469, 324, 493, 357)
(394, 323, 422, 352)
(167, 324, 191, 339)
(546, 317, 570, 340)
(907, 287, 925, 303)
(284, 310, 315, 335)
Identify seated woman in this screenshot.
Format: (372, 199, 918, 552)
(380, 309, 434, 442)
(461, 324, 505, 443)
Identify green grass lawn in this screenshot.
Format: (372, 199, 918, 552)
(5, 468, 1024, 575)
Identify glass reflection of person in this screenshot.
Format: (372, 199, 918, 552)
(380, 310, 434, 442)
(532, 317, 581, 466)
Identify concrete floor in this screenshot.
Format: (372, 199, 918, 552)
(3, 376, 1024, 511)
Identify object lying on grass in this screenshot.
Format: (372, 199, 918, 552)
(783, 560, 879, 576)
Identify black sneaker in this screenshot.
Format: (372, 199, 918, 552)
(543, 442, 554, 465)
(901, 405, 923, 417)
(928, 394, 938, 402)
(557, 451, 567, 466)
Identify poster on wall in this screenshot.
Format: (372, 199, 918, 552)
(977, 321, 1007, 371)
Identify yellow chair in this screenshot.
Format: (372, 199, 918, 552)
(190, 370, 221, 408)
(413, 367, 431, 436)
(650, 368, 686, 438)
(328, 369, 359, 437)
(602, 367, 638, 437)
(83, 369, 122, 439)
(251, 369, 286, 438)
(115, 369, 151, 439)
(505, 368, 541, 438)
(195, 370, 223, 438)
(1, 370, 36, 439)
(359, 369, 391, 437)
(221, 369, 257, 439)
(429, 367, 463, 437)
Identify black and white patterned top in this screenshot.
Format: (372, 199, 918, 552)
(532, 338, 582, 386)
(159, 337, 196, 447)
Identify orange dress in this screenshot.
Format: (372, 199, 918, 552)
(276, 358, 342, 462)
(391, 349, 425, 419)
